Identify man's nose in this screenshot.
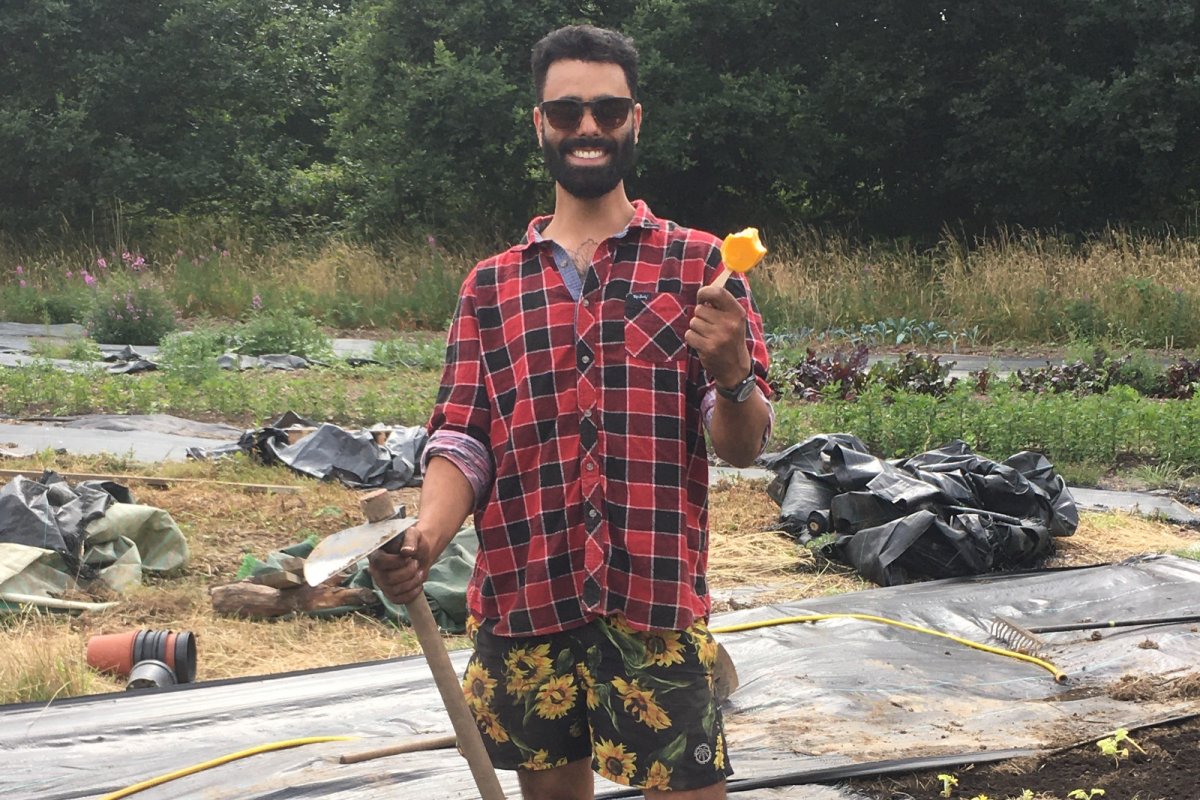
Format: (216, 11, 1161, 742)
(576, 107, 603, 135)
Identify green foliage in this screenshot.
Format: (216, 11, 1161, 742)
(156, 325, 237, 379)
(234, 309, 333, 360)
(1, 1, 1199, 238)
(371, 338, 447, 370)
(1096, 728, 1144, 766)
(168, 249, 258, 319)
(28, 337, 102, 362)
(84, 278, 178, 345)
(0, 0, 345, 232)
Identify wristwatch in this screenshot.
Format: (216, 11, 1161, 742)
(715, 368, 757, 403)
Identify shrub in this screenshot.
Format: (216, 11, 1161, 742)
(234, 308, 332, 360)
(157, 325, 237, 376)
(84, 278, 178, 345)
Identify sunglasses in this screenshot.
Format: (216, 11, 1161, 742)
(539, 96, 635, 132)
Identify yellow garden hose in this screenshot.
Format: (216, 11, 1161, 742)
(98, 735, 356, 800)
(711, 613, 1068, 683)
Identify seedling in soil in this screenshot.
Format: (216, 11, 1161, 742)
(1068, 790, 1105, 800)
(1096, 728, 1145, 765)
(936, 773, 958, 797)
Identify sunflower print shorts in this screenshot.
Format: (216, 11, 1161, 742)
(460, 614, 732, 791)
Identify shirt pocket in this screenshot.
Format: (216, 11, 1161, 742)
(624, 292, 690, 363)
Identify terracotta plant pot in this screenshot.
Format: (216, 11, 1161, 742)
(86, 629, 198, 683)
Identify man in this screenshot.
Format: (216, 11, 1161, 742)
(369, 24, 772, 800)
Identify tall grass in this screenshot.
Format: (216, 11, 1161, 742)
(0, 611, 117, 704)
(5, 219, 1200, 346)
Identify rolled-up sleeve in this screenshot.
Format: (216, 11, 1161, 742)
(424, 275, 495, 506)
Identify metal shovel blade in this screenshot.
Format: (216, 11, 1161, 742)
(303, 516, 418, 587)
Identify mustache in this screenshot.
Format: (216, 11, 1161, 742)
(558, 136, 616, 155)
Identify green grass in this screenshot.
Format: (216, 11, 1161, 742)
(8, 221, 1200, 348)
(0, 362, 441, 429)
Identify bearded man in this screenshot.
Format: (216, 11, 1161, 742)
(370, 24, 773, 800)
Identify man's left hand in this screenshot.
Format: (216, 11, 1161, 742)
(686, 284, 751, 389)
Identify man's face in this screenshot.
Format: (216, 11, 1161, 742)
(535, 59, 642, 200)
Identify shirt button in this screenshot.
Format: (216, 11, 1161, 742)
(583, 409, 592, 418)
(588, 508, 598, 518)
(586, 462, 595, 472)
(581, 355, 591, 364)
(583, 299, 591, 308)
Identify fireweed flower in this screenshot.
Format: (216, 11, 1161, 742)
(96, 257, 107, 269)
(14, 265, 22, 275)
(132, 256, 145, 270)
(252, 294, 263, 310)
(66, 270, 73, 278)
(18, 279, 26, 288)
(122, 251, 133, 264)
(83, 271, 96, 287)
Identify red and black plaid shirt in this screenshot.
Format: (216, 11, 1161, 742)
(429, 201, 771, 636)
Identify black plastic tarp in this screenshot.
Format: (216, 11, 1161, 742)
(3, 555, 1199, 799)
(0, 473, 116, 559)
(762, 435, 1078, 586)
(187, 413, 428, 490)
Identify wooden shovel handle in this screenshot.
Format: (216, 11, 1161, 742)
(405, 593, 506, 799)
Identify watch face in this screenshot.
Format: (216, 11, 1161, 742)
(719, 373, 756, 402)
(734, 375, 756, 402)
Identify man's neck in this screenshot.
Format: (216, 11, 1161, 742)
(542, 182, 636, 246)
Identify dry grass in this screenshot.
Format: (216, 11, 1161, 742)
(1, 463, 1197, 703)
(1047, 510, 1200, 567)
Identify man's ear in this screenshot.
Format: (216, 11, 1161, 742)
(533, 106, 543, 147)
(633, 102, 643, 144)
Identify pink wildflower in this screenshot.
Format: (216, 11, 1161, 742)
(132, 256, 145, 269)
(96, 257, 107, 269)
(122, 251, 133, 264)
(221, 249, 230, 258)
(18, 279, 26, 288)
(252, 293, 263, 310)
(83, 271, 96, 287)
(14, 265, 22, 275)
(66, 270, 73, 278)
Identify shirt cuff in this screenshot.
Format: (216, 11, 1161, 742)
(422, 430, 494, 506)
(701, 385, 775, 457)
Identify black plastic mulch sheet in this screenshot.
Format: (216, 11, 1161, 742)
(187, 412, 428, 490)
(762, 434, 1078, 586)
(0, 472, 125, 562)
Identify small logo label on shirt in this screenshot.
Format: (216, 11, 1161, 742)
(629, 292, 651, 302)
(693, 743, 713, 764)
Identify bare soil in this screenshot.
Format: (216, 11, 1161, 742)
(854, 713, 1200, 800)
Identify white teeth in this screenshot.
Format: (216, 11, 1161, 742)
(572, 149, 605, 159)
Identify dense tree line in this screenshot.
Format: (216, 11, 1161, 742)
(2, 0, 1198, 240)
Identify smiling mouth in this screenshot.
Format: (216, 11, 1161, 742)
(569, 148, 608, 161)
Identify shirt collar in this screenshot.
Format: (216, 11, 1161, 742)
(520, 199, 661, 251)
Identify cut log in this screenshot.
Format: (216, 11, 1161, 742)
(249, 570, 304, 589)
(210, 581, 376, 618)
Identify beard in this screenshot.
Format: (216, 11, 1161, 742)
(542, 128, 637, 199)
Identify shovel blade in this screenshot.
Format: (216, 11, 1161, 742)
(304, 516, 418, 587)
(713, 642, 739, 703)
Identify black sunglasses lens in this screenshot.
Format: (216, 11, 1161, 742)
(542, 98, 632, 131)
(592, 98, 631, 129)
(543, 100, 583, 130)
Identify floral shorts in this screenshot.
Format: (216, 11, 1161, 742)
(460, 615, 732, 791)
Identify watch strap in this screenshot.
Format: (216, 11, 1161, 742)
(715, 368, 757, 403)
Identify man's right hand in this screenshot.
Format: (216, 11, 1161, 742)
(368, 526, 433, 605)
